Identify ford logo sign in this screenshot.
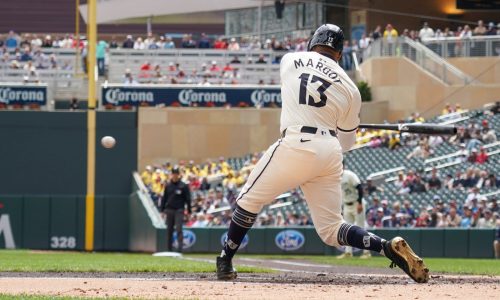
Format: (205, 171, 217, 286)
(275, 230, 305, 251)
(172, 230, 197, 250)
(220, 231, 249, 249)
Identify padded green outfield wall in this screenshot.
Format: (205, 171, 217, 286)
(0, 111, 137, 251)
(150, 227, 496, 258)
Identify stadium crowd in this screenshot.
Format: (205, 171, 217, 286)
(2, 17, 498, 81)
(139, 104, 499, 230)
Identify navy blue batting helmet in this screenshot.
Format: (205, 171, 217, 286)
(307, 24, 344, 52)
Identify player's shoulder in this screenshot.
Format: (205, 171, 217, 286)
(343, 169, 360, 180)
(281, 51, 307, 65)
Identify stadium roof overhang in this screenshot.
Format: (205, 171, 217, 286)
(79, 0, 266, 24)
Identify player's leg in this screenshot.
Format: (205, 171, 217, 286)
(165, 209, 175, 252)
(494, 240, 500, 259)
(174, 209, 184, 253)
(337, 205, 355, 258)
(356, 202, 371, 258)
(217, 137, 318, 279)
(301, 172, 429, 283)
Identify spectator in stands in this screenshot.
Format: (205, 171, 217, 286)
(213, 37, 227, 49)
(409, 175, 426, 193)
(134, 37, 146, 50)
(230, 56, 241, 64)
(181, 34, 197, 49)
(210, 61, 221, 72)
(481, 120, 497, 143)
(415, 210, 430, 227)
(191, 213, 209, 227)
(373, 207, 385, 228)
(341, 40, 352, 70)
(109, 36, 118, 49)
(5, 30, 19, 48)
(418, 22, 435, 41)
(388, 133, 401, 150)
(486, 22, 497, 36)
(256, 54, 267, 64)
(443, 174, 454, 190)
(485, 174, 499, 188)
(41, 35, 53, 48)
(474, 20, 487, 36)
(401, 200, 416, 220)
(227, 38, 240, 51)
(426, 168, 442, 190)
(299, 215, 313, 225)
(467, 148, 479, 163)
(463, 169, 479, 189)
(383, 23, 398, 55)
(20, 48, 32, 62)
(491, 101, 500, 115)
(363, 178, 384, 195)
(460, 206, 474, 228)
(274, 213, 285, 226)
(491, 199, 499, 213)
(123, 69, 138, 86)
(164, 36, 175, 49)
(198, 33, 211, 49)
(446, 206, 462, 227)
(125, 35, 135, 49)
(358, 33, 370, 58)
(476, 147, 489, 164)
(442, 103, 453, 115)
(460, 25, 473, 39)
(70, 97, 79, 111)
(372, 25, 382, 40)
(478, 210, 496, 228)
(406, 140, 432, 159)
(394, 171, 406, 189)
(96, 40, 108, 76)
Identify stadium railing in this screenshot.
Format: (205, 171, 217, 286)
(365, 37, 473, 85)
(421, 35, 500, 58)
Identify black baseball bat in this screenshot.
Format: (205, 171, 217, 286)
(359, 123, 457, 135)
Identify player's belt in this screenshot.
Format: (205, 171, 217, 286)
(281, 126, 337, 138)
(344, 202, 355, 206)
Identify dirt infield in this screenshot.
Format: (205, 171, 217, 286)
(0, 258, 498, 299)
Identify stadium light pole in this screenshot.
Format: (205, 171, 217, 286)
(85, 0, 97, 252)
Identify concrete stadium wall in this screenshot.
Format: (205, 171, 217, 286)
(360, 57, 500, 121)
(138, 105, 389, 168)
(447, 57, 500, 85)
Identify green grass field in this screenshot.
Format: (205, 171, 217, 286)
(189, 254, 500, 276)
(0, 250, 498, 276)
(0, 250, 268, 273)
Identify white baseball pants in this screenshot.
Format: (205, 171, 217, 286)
(236, 125, 345, 247)
(342, 201, 369, 254)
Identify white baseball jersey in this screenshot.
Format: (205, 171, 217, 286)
(341, 170, 361, 204)
(234, 50, 363, 249)
(279, 51, 361, 133)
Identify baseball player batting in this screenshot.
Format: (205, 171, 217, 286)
(216, 24, 429, 283)
(338, 166, 371, 259)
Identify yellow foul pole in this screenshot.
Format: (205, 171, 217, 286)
(85, 0, 97, 252)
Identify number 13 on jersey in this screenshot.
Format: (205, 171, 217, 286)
(298, 73, 332, 108)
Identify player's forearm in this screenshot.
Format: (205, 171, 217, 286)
(337, 130, 356, 152)
(356, 184, 363, 204)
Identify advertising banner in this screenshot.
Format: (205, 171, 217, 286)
(0, 83, 47, 106)
(101, 84, 282, 108)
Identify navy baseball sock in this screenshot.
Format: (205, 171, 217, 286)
(337, 223, 385, 254)
(220, 205, 257, 259)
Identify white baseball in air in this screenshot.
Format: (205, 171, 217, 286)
(101, 136, 116, 149)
